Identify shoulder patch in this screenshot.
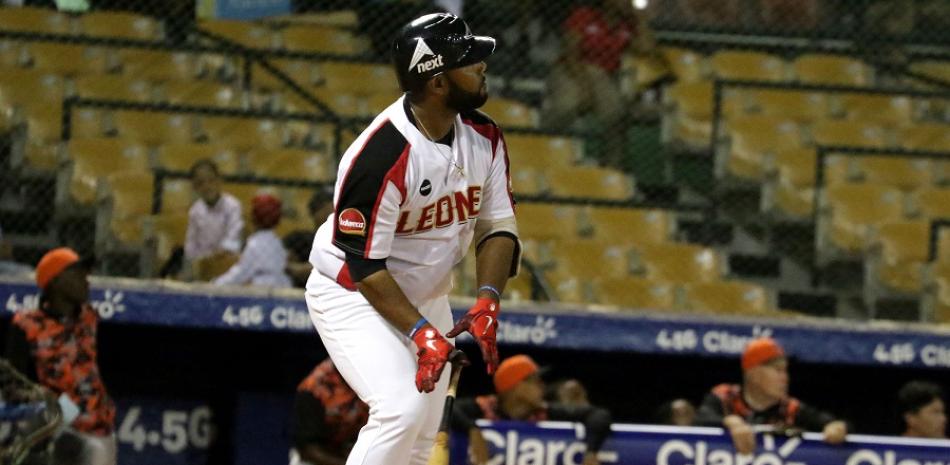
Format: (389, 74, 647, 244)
(338, 208, 367, 236)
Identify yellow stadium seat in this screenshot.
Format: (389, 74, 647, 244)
(23, 108, 61, 170)
(515, 204, 581, 241)
(199, 19, 275, 48)
(505, 134, 578, 170)
(660, 47, 706, 83)
(75, 75, 152, 102)
(666, 81, 713, 149)
(585, 207, 674, 246)
(66, 138, 149, 205)
(868, 220, 929, 294)
(551, 240, 630, 280)
(281, 25, 362, 54)
(633, 242, 723, 283)
(683, 281, 773, 314)
(247, 148, 333, 181)
(113, 111, 195, 145)
(749, 89, 829, 123)
(710, 50, 786, 81)
(0, 69, 63, 114)
(315, 62, 399, 95)
(0, 6, 71, 34)
(480, 98, 537, 127)
(252, 59, 318, 90)
(820, 183, 904, 255)
(793, 54, 871, 86)
(909, 61, 950, 84)
(542, 268, 589, 304)
(70, 108, 105, 139)
(725, 115, 800, 180)
(930, 265, 950, 323)
(366, 92, 402, 114)
(911, 187, 950, 220)
(119, 50, 198, 82)
(899, 124, 950, 151)
(163, 81, 240, 108)
(838, 94, 913, 127)
(766, 147, 817, 218)
(160, 179, 194, 214)
(502, 271, 535, 302)
(546, 166, 634, 200)
(811, 120, 887, 148)
(222, 182, 280, 221)
(25, 43, 107, 76)
(200, 117, 287, 152)
(155, 143, 239, 175)
(309, 88, 368, 118)
(593, 277, 677, 310)
(853, 156, 932, 191)
(79, 11, 161, 40)
(102, 172, 155, 245)
(510, 166, 545, 196)
(145, 212, 189, 272)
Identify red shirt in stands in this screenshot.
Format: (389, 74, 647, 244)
(563, 6, 635, 73)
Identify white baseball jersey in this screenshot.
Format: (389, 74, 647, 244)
(308, 95, 515, 305)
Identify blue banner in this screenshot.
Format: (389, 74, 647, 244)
(114, 397, 213, 465)
(4, 278, 950, 369)
(450, 422, 950, 465)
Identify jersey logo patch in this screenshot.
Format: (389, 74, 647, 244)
(338, 208, 367, 236)
(420, 179, 432, 196)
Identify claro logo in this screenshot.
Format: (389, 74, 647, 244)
(657, 439, 805, 465)
(481, 429, 618, 465)
(845, 450, 949, 465)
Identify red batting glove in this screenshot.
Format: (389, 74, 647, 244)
(412, 323, 454, 393)
(446, 297, 500, 374)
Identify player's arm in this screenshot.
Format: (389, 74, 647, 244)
(350, 257, 423, 334)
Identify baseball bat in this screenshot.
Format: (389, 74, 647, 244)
(427, 351, 466, 465)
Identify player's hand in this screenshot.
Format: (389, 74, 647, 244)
(582, 452, 600, 465)
(446, 298, 499, 374)
(412, 323, 454, 393)
(468, 427, 489, 465)
(823, 420, 848, 445)
(724, 415, 755, 455)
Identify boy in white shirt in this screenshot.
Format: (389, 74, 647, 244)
(184, 159, 244, 261)
(214, 194, 292, 288)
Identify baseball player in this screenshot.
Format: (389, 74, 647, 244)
(305, 12, 520, 465)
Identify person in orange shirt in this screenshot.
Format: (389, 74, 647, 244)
(4, 247, 116, 465)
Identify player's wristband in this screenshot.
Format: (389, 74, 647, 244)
(477, 285, 501, 301)
(408, 317, 429, 338)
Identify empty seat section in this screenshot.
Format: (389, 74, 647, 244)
(821, 183, 904, 255)
(66, 138, 149, 205)
(79, 11, 162, 40)
(547, 166, 634, 200)
(480, 98, 537, 128)
(793, 54, 870, 86)
(710, 50, 786, 81)
(155, 143, 239, 175)
(682, 281, 773, 314)
(246, 148, 333, 181)
(515, 204, 581, 241)
(725, 115, 800, 180)
(586, 207, 673, 246)
(113, 111, 195, 145)
(593, 277, 677, 310)
(633, 242, 723, 283)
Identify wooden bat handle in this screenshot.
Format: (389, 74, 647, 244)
(427, 353, 466, 465)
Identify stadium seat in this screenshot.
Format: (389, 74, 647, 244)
(909, 61, 950, 84)
(159, 179, 194, 214)
(899, 124, 950, 151)
(154, 143, 240, 175)
(281, 25, 362, 55)
(79, 11, 162, 40)
(665, 81, 713, 149)
(309, 88, 368, 118)
(515, 204, 581, 241)
(119, 50, 198, 82)
(65, 138, 150, 205)
(819, 183, 904, 256)
(710, 50, 786, 81)
(585, 207, 674, 246)
(143, 212, 189, 274)
(504, 134, 578, 170)
(867, 220, 929, 294)
(25, 43, 108, 76)
(162, 81, 240, 108)
(724, 115, 800, 180)
(509, 166, 546, 196)
(838, 94, 913, 127)
(315, 62, 399, 95)
(113, 111, 195, 145)
(632, 242, 723, 283)
(660, 47, 706, 83)
(793, 54, 871, 86)
(0, 6, 71, 34)
(851, 156, 932, 191)
(546, 166, 634, 200)
(480, 98, 537, 128)
(0, 69, 63, 115)
(542, 268, 589, 304)
(592, 277, 677, 310)
(749, 89, 830, 123)
(200, 117, 287, 152)
(682, 281, 773, 314)
(765, 147, 817, 218)
(810, 120, 887, 148)
(366, 92, 403, 115)
(74, 75, 152, 102)
(199, 19, 276, 48)
(550, 240, 631, 280)
(23, 108, 62, 170)
(221, 182, 280, 220)
(910, 187, 950, 220)
(246, 148, 333, 181)
(252, 59, 317, 90)
(502, 271, 535, 302)
(70, 108, 104, 140)
(100, 172, 155, 246)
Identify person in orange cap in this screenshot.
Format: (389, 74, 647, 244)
(213, 193, 292, 288)
(452, 354, 612, 465)
(4, 247, 117, 465)
(696, 337, 848, 454)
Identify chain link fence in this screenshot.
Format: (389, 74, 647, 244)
(1, 0, 949, 323)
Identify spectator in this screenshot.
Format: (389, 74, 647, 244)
(454, 355, 611, 465)
(541, 0, 655, 167)
(0, 224, 32, 277)
(184, 159, 243, 262)
(214, 194, 292, 288)
(656, 398, 697, 426)
(696, 337, 848, 454)
(291, 357, 489, 465)
(4, 247, 117, 465)
(283, 188, 334, 288)
(897, 381, 947, 439)
(547, 378, 591, 407)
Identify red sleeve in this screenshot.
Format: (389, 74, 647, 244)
(564, 7, 596, 34)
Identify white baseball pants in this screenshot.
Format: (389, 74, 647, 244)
(305, 271, 453, 465)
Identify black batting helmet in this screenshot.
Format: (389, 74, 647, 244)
(392, 13, 496, 92)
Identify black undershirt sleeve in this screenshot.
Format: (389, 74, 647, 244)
(345, 253, 388, 282)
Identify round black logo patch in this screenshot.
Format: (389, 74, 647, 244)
(420, 179, 432, 196)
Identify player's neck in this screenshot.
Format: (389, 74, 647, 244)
(742, 384, 780, 411)
(409, 100, 456, 141)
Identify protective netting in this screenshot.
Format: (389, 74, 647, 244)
(1, 0, 949, 322)
(0, 358, 61, 465)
